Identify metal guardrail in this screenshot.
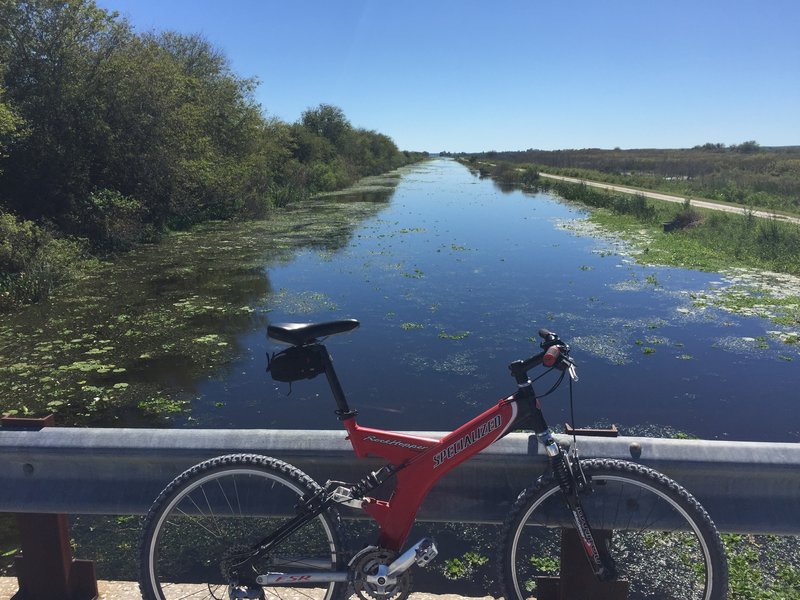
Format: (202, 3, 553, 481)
(1, 426, 799, 534)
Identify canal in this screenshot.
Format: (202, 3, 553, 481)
(1, 158, 798, 441)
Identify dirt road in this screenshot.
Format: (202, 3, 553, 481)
(538, 173, 800, 226)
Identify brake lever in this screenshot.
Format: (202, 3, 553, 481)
(562, 355, 579, 382)
(568, 362, 578, 382)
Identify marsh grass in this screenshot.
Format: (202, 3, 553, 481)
(527, 179, 800, 276)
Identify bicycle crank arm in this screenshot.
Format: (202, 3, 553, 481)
(386, 537, 438, 577)
(256, 571, 349, 585)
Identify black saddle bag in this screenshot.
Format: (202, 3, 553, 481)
(267, 345, 325, 382)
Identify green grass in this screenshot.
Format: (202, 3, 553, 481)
(724, 534, 800, 599)
(586, 208, 800, 326)
(584, 199, 800, 277)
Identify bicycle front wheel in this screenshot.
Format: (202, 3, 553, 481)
(139, 454, 346, 600)
(500, 458, 727, 600)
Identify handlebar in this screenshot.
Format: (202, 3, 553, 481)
(543, 345, 561, 367)
(538, 328, 557, 342)
(508, 328, 576, 384)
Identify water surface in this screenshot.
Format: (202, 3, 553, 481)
(200, 159, 799, 442)
(1, 159, 797, 441)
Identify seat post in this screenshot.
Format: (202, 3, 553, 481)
(319, 346, 357, 419)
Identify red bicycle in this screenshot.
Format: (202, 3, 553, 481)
(139, 319, 727, 600)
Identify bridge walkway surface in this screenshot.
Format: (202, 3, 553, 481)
(0, 577, 495, 600)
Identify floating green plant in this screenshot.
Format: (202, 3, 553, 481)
(438, 331, 470, 340)
(138, 396, 187, 415)
(193, 334, 221, 344)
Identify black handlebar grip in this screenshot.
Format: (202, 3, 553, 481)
(543, 345, 561, 367)
(538, 328, 554, 340)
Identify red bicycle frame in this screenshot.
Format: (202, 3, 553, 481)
(263, 320, 609, 585)
(340, 395, 522, 551)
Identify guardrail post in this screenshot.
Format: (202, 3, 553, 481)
(2, 415, 98, 600)
(537, 529, 629, 599)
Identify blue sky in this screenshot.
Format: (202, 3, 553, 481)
(95, 0, 800, 152)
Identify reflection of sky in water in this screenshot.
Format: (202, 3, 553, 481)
(195, 159, 799, 442)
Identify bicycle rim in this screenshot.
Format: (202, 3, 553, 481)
(140, 455, 343, 600)
(503, 459, 726, 600)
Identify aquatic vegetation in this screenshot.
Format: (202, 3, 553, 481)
(571, 335, 631, 365)
(270, 289, 338, 314)
(712, 336, 775, 356)
(438, 331, 471, 341)
(432, 352, 479, 375)
(688, 269, 800, 326)
(138, 396, 187, 415)
(0, 179, 398, 425)
(565, 208, 800, 330)
(771, 331, 799, 345)
(402, 268, 425, 279)
(443, 551, 489, 580)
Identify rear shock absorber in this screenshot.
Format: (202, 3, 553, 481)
(328, 464, 396, 508)
(350, 465, 395, 498)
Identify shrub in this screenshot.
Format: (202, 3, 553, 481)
(0, 211, 89, 311)
(666, 200, 704, 230)
(0, 211, 42, 274)
(83, 189, 150, 252)
(308, 161, 338, 193)
(519, 166, 540, 186)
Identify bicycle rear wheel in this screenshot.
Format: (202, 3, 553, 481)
(139, 453, 346, 600)
(499, 458, 727, 600)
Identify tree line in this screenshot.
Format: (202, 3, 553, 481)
(0, 0, 424, 310)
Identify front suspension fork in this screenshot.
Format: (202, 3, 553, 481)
(539, 430, 616, 581)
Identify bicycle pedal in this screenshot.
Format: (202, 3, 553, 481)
(415, 538, 438, 567)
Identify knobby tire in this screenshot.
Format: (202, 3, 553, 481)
(139, 453, 347, 600)
(499, 458, 727, 600)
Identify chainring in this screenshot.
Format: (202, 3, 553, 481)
(352, 548, 412, 600)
